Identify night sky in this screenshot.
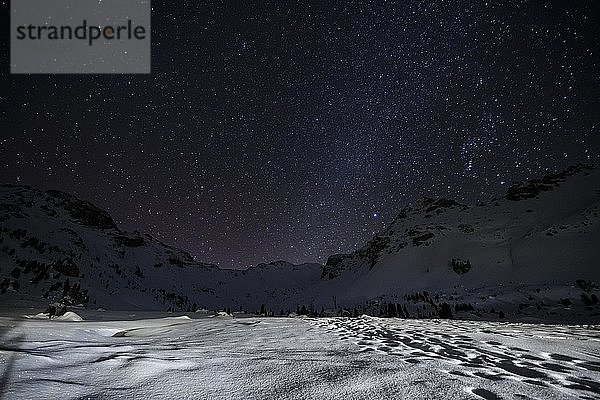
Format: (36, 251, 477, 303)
(1, 1, 599, 268)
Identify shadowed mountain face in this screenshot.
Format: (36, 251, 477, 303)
(0, 185, 321, 312)
(1, 165, 599, 322)
(323, 164, 600, 281)
(314, 164, 600, 321)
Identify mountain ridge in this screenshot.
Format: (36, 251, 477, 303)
(1, 164, 599, 322)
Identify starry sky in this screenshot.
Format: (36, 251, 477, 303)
(1, 1, 599, 268)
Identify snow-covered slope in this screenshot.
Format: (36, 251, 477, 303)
(1, 164, 599, 322)
(0, 185, 320, 312)
(316, 164, 600, 322)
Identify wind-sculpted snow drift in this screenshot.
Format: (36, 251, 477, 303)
(0, 165, 599, 323)
(0, 314, 599, 399)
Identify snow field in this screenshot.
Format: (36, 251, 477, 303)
(1, 314, 599, 399)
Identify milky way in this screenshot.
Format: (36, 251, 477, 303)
(1, 1, 599, 268)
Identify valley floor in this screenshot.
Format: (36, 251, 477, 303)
(0, 313, 599, 399)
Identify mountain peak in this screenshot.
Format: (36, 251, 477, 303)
(1, 185, 117, 230)
(505, 163, 594, 201)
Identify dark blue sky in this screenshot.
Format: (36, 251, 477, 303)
(2, 1, 599, 268)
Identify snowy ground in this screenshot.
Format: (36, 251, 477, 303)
(0, 314, 599, 399)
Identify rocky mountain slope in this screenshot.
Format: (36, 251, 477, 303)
(1, 164, 599, 322)
(315, 164, 600, 322)
(0, 185, 320, 312)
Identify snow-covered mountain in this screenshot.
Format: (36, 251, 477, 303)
(314, 164, 600, 322)
(1, 164, 599, 322)
(0, 185, 320, 312)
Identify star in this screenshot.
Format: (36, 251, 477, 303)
(1, 1, 598, 268)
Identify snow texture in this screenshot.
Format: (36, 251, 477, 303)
(1, 314, 599, 399)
